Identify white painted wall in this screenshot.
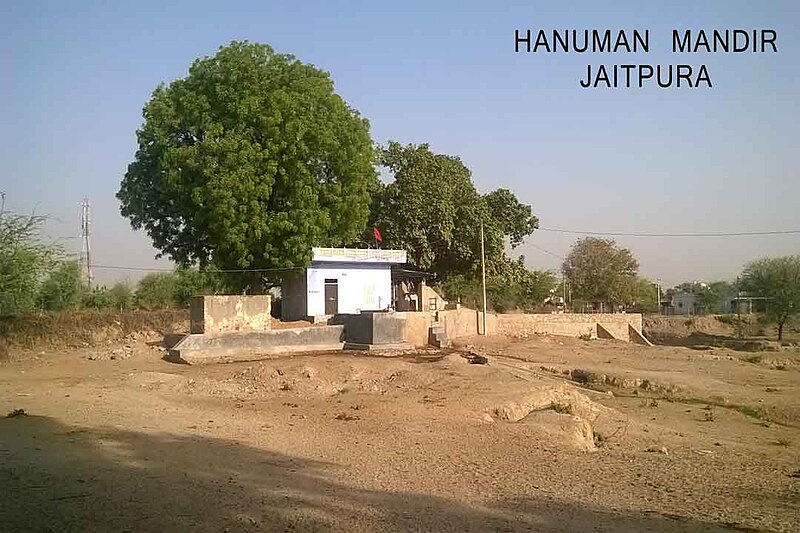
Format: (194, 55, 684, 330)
(306, 264, 392, 316)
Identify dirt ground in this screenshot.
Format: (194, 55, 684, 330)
(1, 327, 799, 532)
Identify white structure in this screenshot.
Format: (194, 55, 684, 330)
(281, 247, 407, 321)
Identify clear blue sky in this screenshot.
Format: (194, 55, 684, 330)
(2, 0, 798, 287)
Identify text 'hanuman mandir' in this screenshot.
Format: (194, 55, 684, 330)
(514, 29, 778, 88)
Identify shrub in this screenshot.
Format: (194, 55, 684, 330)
(0, 212, 61, 314)
(83, 282, 133, 311)
(37, 261, 85, 311)
(173, 267, 227, 306)
(135, 273, 177, 310)
(550, 402, 573, 415)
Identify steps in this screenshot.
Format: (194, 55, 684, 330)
(428, 323, 451, 348)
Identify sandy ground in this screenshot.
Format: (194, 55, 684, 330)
(1, 333, 799, 532)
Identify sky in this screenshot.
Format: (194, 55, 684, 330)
(1, 0, 798, 287)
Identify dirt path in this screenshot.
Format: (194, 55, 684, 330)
(1, 336, 798, 532)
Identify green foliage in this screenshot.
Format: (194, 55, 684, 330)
(697, 281, 734, 313)
(562, 237, 639, 307)
(372, 142, 538, 280)
(0, 212, 61, 314)
(439, 260, 556, 313)
(550, 402, 573, 415)
(630, 276, 658, 313)
(83, 282, 134, 311)
(117, 41, 377, 285)
(173, 267, 227, 306)
(134, 273, 178, 310)
(741, 255, 800, 340)
(37, 261, 85, 311)
(484, 188, 539, 248)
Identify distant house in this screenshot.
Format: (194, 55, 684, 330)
(281, 247, 407, 322)
(668, 292, 700, 315)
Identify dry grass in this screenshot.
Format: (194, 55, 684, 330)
(0, 309, 189, 349)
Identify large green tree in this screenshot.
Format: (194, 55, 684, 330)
(371, 142, 538, 279)
(118, 42, 377, 281)
(562, 237, 639, 308)
(741, 256, 800, 340)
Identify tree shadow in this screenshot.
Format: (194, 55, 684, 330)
(0, 415, 748, 532)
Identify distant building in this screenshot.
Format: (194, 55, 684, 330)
(668, 292, 700, 315)
(281, 247, 407, 322)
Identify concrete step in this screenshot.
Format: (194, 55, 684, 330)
(428, 324, 451, 348)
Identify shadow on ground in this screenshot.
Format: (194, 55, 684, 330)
(0, 415, 749, 532)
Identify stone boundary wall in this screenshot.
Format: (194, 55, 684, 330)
(433, 308, 643, 342)
(189, 295, 271, 335)
(496, 313, 642, 341)
(437, 308, 497, 338)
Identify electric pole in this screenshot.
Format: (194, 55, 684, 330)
(80, 198, 94, 289)
(480, 221, 487, 335)
(656, 278, 661, 315)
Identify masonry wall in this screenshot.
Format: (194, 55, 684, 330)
(437, 308, 497, 338)
(495, 313, 642, 341)
(399, 311, 434, 347)
(433, 308, 642, 342)
(190, 295, 272, 335)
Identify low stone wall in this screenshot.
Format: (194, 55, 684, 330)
(401, 312, 434, 347)
(331, 312, 407, 346)
(496, 313, 642, 341)
(437, 308, 497, 338)
(189, 295, 271, 335)
(169, 325, 343, 365)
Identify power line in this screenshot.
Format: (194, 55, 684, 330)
(91, 264, 304, 273)
(538, 227, 800, 237)
(528, 242, 565, 261)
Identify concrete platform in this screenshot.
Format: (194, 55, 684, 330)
(168, 325, 345, 365)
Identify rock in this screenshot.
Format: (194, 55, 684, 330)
(481, 413, 495, 424)
(301, 366, 317, 379)
(646, 445, 669, 455)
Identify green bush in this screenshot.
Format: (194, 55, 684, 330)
(0, 212, 61, 314)
(173, 267, 227, 306)
(37, 261, 85, 311)
(83, 282, 133, 311)
(135, 273, 177, 310)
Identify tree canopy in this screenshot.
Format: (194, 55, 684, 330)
(562, 237, 639, 307)
(741, 255, 800, 340)
(370, 142, 539, 280)
(118, 41, 377, 277)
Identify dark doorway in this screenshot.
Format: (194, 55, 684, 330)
(324, 278, 338, 315)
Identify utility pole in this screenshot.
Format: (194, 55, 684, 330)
(80, 198, 94, 289)
(480, 221, 487, 335)
(656, 278, 661, 315)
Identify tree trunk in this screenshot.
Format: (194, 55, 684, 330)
(777, 321, 784, 341)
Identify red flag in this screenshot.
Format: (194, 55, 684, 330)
(373, 227, 382, 243)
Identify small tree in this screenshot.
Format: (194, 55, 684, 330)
(38, 261, 85, 311)
(562, 237, 639, 309)
(0, 212, 60, 314)
(135, 273, 177, 310)
(741, 256, 800, 341)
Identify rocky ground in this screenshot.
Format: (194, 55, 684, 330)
(1, 328, 799, 532)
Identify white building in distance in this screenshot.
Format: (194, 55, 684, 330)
(281, 247, 407, 321)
